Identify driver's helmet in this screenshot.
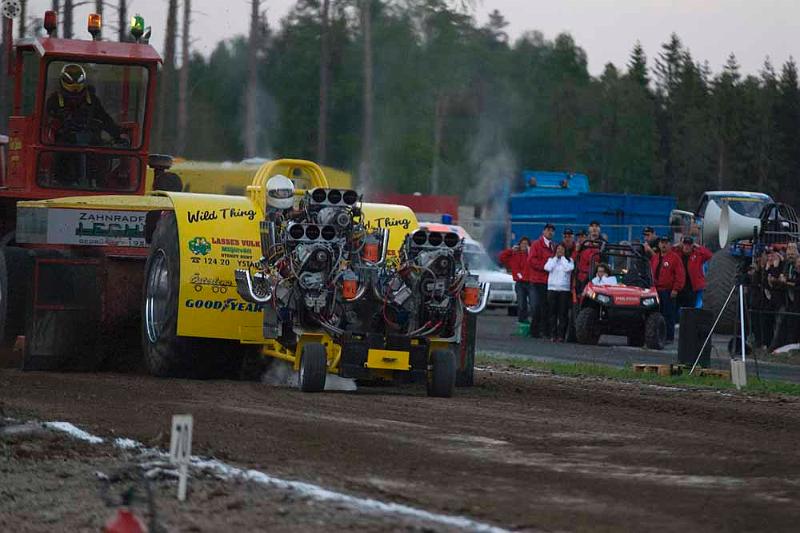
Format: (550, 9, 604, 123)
(60, 64, 87, 94)
(266, 175, 295, 209)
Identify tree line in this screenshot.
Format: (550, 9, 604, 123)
(5, 1, 800, 209)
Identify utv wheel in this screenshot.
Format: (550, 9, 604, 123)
(142, 213, 246, 379)
(627, 328, 645, 347)
(456, 314, 477, 387)
(644, 313, 667, 350)
(299, 343, 327, 392)
(427, 349, 456, 398)
(575, 307, 601, 345)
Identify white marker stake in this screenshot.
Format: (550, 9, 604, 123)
(169, 414, 193, 501)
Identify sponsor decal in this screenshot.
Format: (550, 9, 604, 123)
(188, 237, 212, 256)
(187, 208, 257, 224)
(184, 298, 263, 313)
(191, 272, 234, 294)
(35, 209, 148, 247)
(364, 217, 412, 230)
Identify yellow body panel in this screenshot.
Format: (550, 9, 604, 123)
(366, 349, 411, 371)
(162, 191, 265, 340)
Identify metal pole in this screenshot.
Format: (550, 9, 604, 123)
(689, 283, 737, 375)
(739, 284, 746, 362)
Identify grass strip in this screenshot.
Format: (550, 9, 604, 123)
(476, 353, 800, 397)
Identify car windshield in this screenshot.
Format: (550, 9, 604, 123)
(600, 252, 652, 289)
(464, 246, 501, 271)
(726, 199, 767, 218)
(42, 61, 149, 150)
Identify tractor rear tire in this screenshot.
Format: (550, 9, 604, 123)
(456, 314, 476, 387)
(142, 213, 246, 379)
(575, 307, 601, 345)
(703, 250, 739, 333)
(0, 246, 31, 351)
(299, 343, 327, 392)
(427, 349, 456, 398)
(644, 313, 667, 350)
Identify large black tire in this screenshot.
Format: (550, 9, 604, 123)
(299, 343, 327, 392)
(627, 327, 645, 347)
(142, 213, 246, 379)
(575, 307, 601, 345)
(456, 314, 476, 387)
(644, 313, 667, 350)
(0, 246, 31, 350)
(703, 250, 739, 333)
(427, 349, 456, 398)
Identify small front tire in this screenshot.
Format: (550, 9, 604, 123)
(299, 343, 327, 392)
(644, 313, 667, 350)
(575, 307, 601, 345)
(427, 349, 456, 398)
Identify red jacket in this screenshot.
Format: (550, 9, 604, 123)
(498, 248, 529, 283)
(650, 250, 686, 292)
(680, 245, 713, 291)
(576, 246, 600, 283)
(527, 236, 555, 284)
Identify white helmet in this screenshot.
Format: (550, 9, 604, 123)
(266, 174, 295, 209)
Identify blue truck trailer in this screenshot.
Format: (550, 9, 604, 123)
(508, 171, 676, 244)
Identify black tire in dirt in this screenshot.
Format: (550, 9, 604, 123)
(427, 349, 456, 398)
(703, 250, 739, 333)
(627, 328, 645, 347)
(0, 246, 31, 351)
(644, 313, 667, 350)
(142, 213, 247, 379)
(575, 307, 601, 345)
(456, 313, 476, 387)
(298, 343, 327, 392)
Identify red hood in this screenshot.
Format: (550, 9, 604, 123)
(585, 282, 657, 306)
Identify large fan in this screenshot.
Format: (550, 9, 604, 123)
(1, 0, 21, 20)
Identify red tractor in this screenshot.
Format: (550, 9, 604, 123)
(0, 8, 177, 369)
(574, 242, 666, 350)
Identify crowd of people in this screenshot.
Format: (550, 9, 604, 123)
(498, 223, 714, 345)
(748, 243, 800, 350)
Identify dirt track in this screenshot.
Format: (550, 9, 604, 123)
(2, 365, 800, 532)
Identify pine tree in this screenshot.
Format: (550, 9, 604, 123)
(627, 41, 649, 89)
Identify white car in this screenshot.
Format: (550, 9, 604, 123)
(463, 241, 517, 313)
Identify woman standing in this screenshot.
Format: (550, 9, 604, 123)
(544, 244, 574, 342)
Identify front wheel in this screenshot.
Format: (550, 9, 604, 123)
(575, 307, 601, 345)
(644, 313, 667, 350)
(427, 349, 456, 398)
(299, 343, 327, 392)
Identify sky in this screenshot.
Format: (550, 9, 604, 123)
(25, 0, 800, 76)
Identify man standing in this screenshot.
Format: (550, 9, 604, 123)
(561, 228, 576, 259)
(650, 237, 685, 343)
(527, 224, 556, 337)
(642, 226, 659, 257)
(677, 236, 713, 310)
(575, 222, 604, 293)
(499, 237, 532, 333)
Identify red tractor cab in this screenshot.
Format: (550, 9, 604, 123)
(0, 11, 177, 242)
(574, 242, 667, 350)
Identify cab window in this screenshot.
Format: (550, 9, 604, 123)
(41, 61, 149, 150)
(20, 50, 40, 116)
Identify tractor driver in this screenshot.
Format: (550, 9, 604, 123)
(45, 64, 124, 147)
(266, 174, 298, 223)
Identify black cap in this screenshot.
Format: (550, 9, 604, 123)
(643, 226, 655, 234)
(563, 228, 574, 235)
(589, 220, 601, 226)
(682, 236, 694, 244)
(577, 230, 587, 237)
(659, 235, 671, 242)
(544, 223, 555, 230)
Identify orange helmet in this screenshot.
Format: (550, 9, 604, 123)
(60, 64, 87, 93)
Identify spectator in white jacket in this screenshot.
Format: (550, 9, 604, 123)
(544, 244, 574, 342)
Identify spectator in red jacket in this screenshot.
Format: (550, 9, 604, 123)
(527, 224, 556, 337)
(650, 237, 686, 343)
(498, 237, 532, 326)
(575, 222, 604, 292)
(676, 236, 713, 310)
